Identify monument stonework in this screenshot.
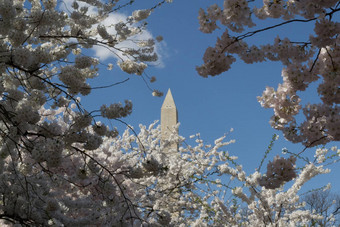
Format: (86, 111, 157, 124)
(161, 89, 178, 151)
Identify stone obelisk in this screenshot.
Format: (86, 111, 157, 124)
(161, 89, 178, 151)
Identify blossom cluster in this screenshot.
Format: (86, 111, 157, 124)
(131, 9, 151, 22)
(100, 100, 133, 119)
(118, 60, 148, 75)
(258, 155, 297, 189)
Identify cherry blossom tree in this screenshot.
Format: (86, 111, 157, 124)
(302, 190, 340, 226)
(0, 0, 172, 225)
(197, 0, 340, 147)
(194, 1, 340, 226)
(105, 125, 338, 226)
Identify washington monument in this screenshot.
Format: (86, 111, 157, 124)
(161, 89, 178, 151)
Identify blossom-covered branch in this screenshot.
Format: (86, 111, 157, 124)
(197, 0, 340, 147)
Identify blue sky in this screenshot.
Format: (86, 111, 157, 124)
(81, 0, 340, 193)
